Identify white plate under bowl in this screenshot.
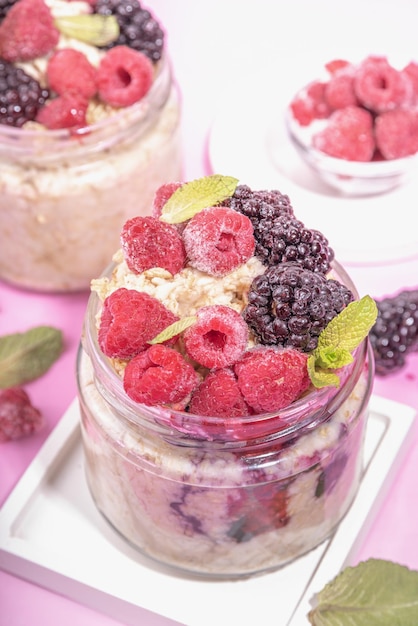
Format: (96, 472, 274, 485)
(207, 70, 418, 267)
(0, 396, 416, 626)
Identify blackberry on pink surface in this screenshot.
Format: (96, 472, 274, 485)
(94, 0, 164, 63)
(369, 289, 418, 375)
(243, 263, 354, 352)
(0, 59, 49, 127)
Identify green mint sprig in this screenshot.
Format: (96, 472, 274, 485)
(308, 295, 377, 388)
(148, 316, 197, 345)
(55, 15, 120, 47)
(160, 174, 239, 224)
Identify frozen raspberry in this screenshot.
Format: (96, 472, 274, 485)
(46, 49, 97, 100)
(0, 0, 59, 62)
(120, 216, 186, 275)
(97, 45, 154, 108)
(375, 109, 418, 159)
(325, 71, 358, 110)
(182, 206, 255, 277)
(0, 387, 44, 442)
(0, 0, 17, 21)
(36, 93, 88, 130)
(123, 344, 200, 406)
(354, 56, 412, 113)
(313, 105, 375, 161)
(325, 59, 351, 75)
(189, 368, 250, 418)
(403, 61, 418, 105)
(98, 288, 179, 359)
(290, 81, 331, 126)
(228, 483, 289, 542)
(152, 182, 182, 218)
(183, 305, 249, 369)
(233, 347, 310, 414)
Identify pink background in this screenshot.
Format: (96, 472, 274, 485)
(1, 1, 418, 624)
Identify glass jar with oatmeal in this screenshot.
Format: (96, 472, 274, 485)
(0, 2, 182, 292)
(76, 259, 374, 578)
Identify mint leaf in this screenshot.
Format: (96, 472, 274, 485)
(160, 174, 239, 224)
(307, 355, 340, 388)
(148, 316, 197, 344)
(55, 15, 119, 47)
(0, 326, 63, 388)
(308, 559, 418, 625)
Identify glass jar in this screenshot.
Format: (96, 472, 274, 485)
(77, 262, 374, 578)
(0, 54, 182, 292)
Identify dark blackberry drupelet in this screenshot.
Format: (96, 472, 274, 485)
(224, 185, 334, 273)
(0, 0, 16, 21)
(0, 60, 50, 127)
(243, 263, 354, 352)
(94, 0, 164, 62)
(369, 289, 418, 375)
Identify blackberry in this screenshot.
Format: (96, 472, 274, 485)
(369, 289, 418, 375)
(0, 60, 50, 127)
(0, 0, 16, 21)
(225, 185, 334, 273)
(243, 262, 354, 352)
(94, 0, 164, 62)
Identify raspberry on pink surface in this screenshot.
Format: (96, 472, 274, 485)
(183, 206, 255, 276)
(97, 45, 154, 108)
(35, 93, 89, 130)
(354, 55, 413, 113)
(375, 109, 418, 159)
(0, 0, 59, 62)
(289, 81, 331, 126)
(123, 344, 200, 406)
(189, 368, 250, 419)
(183, 305, 249, 369)
(234, 347, 310, 413)
(99, 288, 179, 359)
(0, 387, 44, 442)
(121, 216, 186, 275)
(312, 105, 375, 161)
(46, 49, 98, 100)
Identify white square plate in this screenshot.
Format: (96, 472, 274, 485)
(0, 396, 416, 626)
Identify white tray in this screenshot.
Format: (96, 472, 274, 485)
(0, 396, 416, 626)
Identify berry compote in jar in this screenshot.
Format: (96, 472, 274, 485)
(0, 0, 182, 292)
(77, 176, 376, 578)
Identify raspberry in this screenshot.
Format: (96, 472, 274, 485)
(375, 109, 418, 159)
(94, 0, 164, 63)
(123, 344, 200, 406)
(289, 80, 331, 126)
(233, 347, 310, 413)
(182, 206, 255, 277)
(152, 182, 182, 218)
(0, 0, 59, 62)
(183, 305, 249, 369)
(325, 59, 351, 75)
(243, 263, 354, 352)
(325, 71, 358, 110)
(313, 105, 375, 161)
(98, 287, 179, 359)
(354, 56, 412, 114)
(0, 387, 44, 442)
(369, 289, 418, 375)
(97, 45, 154, 108)
(189, 368, 250, 418)
(35, 93, 88, 130)
(46, 49, 97, 100)
(228, 483, 289, 542)
(403, 61, 418, 105)
(0, 59, 49, 127)
(0, 0, 17, 21)
(120, 216, 186, 275)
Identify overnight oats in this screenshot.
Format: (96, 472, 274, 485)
(0, 0, 182, 291)
(77, 175, 377, 577)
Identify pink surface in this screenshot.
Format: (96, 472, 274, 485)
(1, 2, 418, 625)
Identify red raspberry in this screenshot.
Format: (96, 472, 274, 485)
(234, 347, 310, 413)
(312, 105, 375, 161)
(121, 216, 186, 275)
(182, 206, 255, 277)
(123, 344, 200, 406)
(98, 288, 179, 359)
(354, 56, 412, 113)
(97, 45, 154, 108)
(325, 72, 358, 110)
(290, 81, 331, 126)
(152, 182, 183, 218)
(375, 109, 418, 159)
(403, 61, 418, 105)
(0, 0, 59, 62)
(46, 49, 97, 100)
(189, 368, 250, 418)
(183, 305, 249, 369)
(325, 59, 351, 75)
(0, 387, 44, 442)
(36, 93, 88, 130)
